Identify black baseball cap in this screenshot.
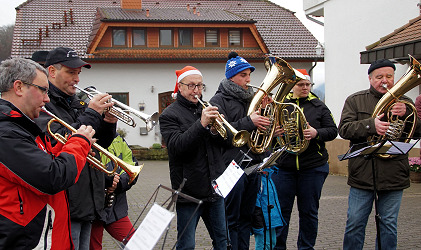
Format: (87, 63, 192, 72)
(44, 47, 91, 69)
(30, 51, 49, 66)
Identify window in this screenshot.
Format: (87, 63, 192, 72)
(229, 30, 241, 46)
(160, 29, 173, 46)
(133, 29, 146, 46)
(108, 92, 129, 106)
(112, 28, 126, 46)
(206, 29, 219, 46)
(178, 28, 192, 46)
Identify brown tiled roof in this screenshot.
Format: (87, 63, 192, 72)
(12, 0, 322, 61)
(361, 15, 421, 63)
(97, 7, 255, 23)
(366, 15, 421, 50)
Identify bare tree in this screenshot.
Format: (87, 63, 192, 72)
(0, 25, 15, 61)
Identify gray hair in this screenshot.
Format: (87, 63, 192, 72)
(0, 58, 47, 93)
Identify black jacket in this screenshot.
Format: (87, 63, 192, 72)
(35, 82, 116, 222)
(159, 93, 227, 202)
(210, 81, 265, 167)
(338, 86, 421, 191)
(276, 92, 338, 170)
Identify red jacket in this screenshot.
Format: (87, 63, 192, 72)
(0, 99, 91, 249)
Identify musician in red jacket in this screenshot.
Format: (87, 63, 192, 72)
(0, 58, 95, 249)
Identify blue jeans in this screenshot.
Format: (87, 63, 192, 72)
(71, 220, 92, 250)
(343, 187, 403, 250)
(272, 163, 329, 250)
(176, 197, 227, 250)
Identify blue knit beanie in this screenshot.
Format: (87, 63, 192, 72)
(225, 52, 255, 79)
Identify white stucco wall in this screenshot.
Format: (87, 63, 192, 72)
(324, 0, 420, 125)
(79, 61, 312, 146)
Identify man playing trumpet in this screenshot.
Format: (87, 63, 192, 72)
(159, 66, 228, 249)
(0, 58, 95, 249)
(35, 47, 117, 250)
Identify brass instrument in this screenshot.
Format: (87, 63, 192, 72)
(76, 85, 159, 131)
(42, 107, 143, 183)
(246, 56, 308, 154)
(195, 95, 250, 147)
(369, 55, 421, 158)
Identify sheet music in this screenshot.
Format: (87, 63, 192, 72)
(124, 203, 175, 250)
(212, 160, 244, 198)
(339, 141, 414, 160)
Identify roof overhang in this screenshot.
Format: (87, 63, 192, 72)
(360, 39, 421, 64)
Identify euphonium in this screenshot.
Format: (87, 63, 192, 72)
(42, 107, 143, 183)
(195, 95, 250, 147)
(76, 85, 159, 131)
(247, 56, 308, 154)
(369, 55, 421, 158)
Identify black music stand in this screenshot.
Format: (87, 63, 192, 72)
(339, 139, 417, 250)
(121, 179, 202, 250)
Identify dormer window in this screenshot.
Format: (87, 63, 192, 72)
(133, 28, 146, 46)
(112, 28, 126, 46)
(206, 29, 219, 46)
(160, 29, 173, 47)
(178, 28, 192, 47)
(229, 29, 241, 47)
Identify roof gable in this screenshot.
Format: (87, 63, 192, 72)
(12, 0, 322, 61)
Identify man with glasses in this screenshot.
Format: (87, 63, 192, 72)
(210, 52, 272, 250)
(159, 66, 228, 250)
(271, 69, 337, 249)
(35, 47, 117, 250)
(0, 58, 95, 249)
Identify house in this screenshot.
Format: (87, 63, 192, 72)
(304, 0, 420, 174)
(12, 0, 322, 147)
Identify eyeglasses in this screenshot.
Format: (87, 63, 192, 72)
(179, 82, 206, 91)
(295, 83, 314, 88)
(21, 81, 50, 95)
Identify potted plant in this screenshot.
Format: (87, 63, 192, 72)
(408, 157, 421, 183)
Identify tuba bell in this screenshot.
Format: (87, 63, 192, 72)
(369, 55, 421, 158)
(247, 56, 308, 154)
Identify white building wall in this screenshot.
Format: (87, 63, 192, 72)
(80, 61, 312, 146)
(324, 0, 420, 125)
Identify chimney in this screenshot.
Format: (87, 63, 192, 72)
(193, 7, 196, 15)
(70, 9, 74, 24)
(146, 9, 149, 17)
(187, 4, 190, 11)
(64, 11, 68, 26)
(121, 0, 142, 9)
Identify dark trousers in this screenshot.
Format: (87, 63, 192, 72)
(271, 163, 328, 250)
(225, 172, 260, 250)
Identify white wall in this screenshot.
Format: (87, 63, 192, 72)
(324, 0, 420, 125)
(80, 61, 312, 146)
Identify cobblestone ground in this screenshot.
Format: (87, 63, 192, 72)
(102, 161, 421, 249)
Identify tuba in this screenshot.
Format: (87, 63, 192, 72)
(369, 55, 421, 158)
(247, 56, 309, 154)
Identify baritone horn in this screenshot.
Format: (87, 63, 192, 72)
(195, 95, 250, 147)
(76, 85, 159, 131)
(41, 107, 143, 184)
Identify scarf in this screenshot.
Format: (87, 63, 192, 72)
(220, 78, 255, 103)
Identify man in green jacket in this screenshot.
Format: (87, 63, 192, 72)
(339, 59, 421, 250)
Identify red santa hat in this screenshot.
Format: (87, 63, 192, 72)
(172, 66, 202, 99)
(296, 69, 311, 82)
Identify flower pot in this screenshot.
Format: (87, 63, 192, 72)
(410, 171, 421, 183)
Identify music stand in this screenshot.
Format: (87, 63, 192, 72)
(122, 179, 202, 250)
(339, 139, 418, 250)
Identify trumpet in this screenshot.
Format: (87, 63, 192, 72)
(42, 107, 143, 184)
(195, 95, 250, 147)
(76, 85, 159, 131)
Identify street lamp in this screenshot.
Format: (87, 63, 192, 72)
(308, 42, 323, 77)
